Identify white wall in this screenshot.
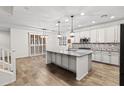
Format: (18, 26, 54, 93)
(46, 32, 58, 50)
(11, 28, 44, 58)
(11, 28, 29, 58)
(0, 31, 10, 49)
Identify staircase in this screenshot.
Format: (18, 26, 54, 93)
(0, 48, 16, 85)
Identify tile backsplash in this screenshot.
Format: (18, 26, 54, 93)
(72, 43, 120, 52)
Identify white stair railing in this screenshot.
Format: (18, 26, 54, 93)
(0, 48, 16, 75)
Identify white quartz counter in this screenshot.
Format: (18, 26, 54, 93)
(46, 49, 93, 57)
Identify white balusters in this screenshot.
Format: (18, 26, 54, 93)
(0, 48, 16, 74)
(2, 49, 5, 70)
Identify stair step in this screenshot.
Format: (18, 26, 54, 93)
(0, 70, 16, 85)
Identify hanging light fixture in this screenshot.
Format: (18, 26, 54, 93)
(42, 28, 46, 38)
(70, 15, 75, 38)
(57, 21, 62, 38)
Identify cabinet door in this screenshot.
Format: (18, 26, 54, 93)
(90, 30, 97, 43)
(56, 53, 61, 66)
(61, 55, 69, 69)
(98, 28, 105, 43)
(68, 56, 76, 72)
(111, 52, 119, 65)
(47, 52, 52, 64)
(117, 25, 120, 43)
(105, 27, 114, 43)
(51, 53, 56, 63)
(94, 51, 102, 62)
(92, 51, 95, 60)
(101, 51, 110, 64)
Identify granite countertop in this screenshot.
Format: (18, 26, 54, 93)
(46, 49, 93, 57)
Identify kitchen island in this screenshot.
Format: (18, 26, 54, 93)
(46, 49, 93, 80)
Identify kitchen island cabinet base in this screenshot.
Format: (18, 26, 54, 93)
(46, 51, 92, 81)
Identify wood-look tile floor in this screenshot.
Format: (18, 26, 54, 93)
(8, 55, 119, 86)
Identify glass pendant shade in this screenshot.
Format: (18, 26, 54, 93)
(70, 15, 75, 38)
(57, 34, 62, 38)
(70, 32, 75, 37)
(57, 21, 62, 38)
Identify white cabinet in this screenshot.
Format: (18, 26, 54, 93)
(98, 28, 105, 43)
(92, 51, 95, 60)
(117, 26, 120, 43)
(111, 52, 119, 65)
(114, 25, 120, 43)
(90, 30, 97, 43)
(94, 51, 102, 62)
(104, 27, 115, 43)
(101, 51, 110, 64)
(68, 56, 76, 72)
(51, 53, 56, 64)
(92, 51, 119, 65)
(61, 55, 68, 69)
(56, 53, 61, 66)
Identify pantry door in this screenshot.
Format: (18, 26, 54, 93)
(28, 33, 47, 56)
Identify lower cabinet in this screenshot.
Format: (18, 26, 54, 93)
(101, 51, 110, 64)
(68, 56, 76, 72)
(110, 52, 119, 65)
(92, 51, 119, 65)
(94, 51, 102, 62)
(61, 55, 69, 69)
(51, 53, 56, 64)
(56, 53, 61, 66)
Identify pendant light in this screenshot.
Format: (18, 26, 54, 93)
(42, 28, 46, 38)
(57, 21, 62, 38)
(70, 15, 75, 38)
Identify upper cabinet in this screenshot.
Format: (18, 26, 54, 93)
(74, 25, 120, 43)
(104, 25, 120, 43)
(90, 30, 97, 43)
(80, 31, 90, 38)
(114, 25, 120, 43)
(104, 26, 115, 43)
(97, 28, 105, 43)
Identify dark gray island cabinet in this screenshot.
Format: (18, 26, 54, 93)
(46, 49, 93, 80)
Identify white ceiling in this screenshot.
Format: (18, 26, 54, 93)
(0, 6, 124, 32)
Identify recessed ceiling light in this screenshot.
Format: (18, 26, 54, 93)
(80, 12, 85, 16)
(92, 21, 96, 24)
(65, 19, 69, 22)
(56, 24, 58, 26)
(110, 16, 115, 19)
(78, 25, 82, 27)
